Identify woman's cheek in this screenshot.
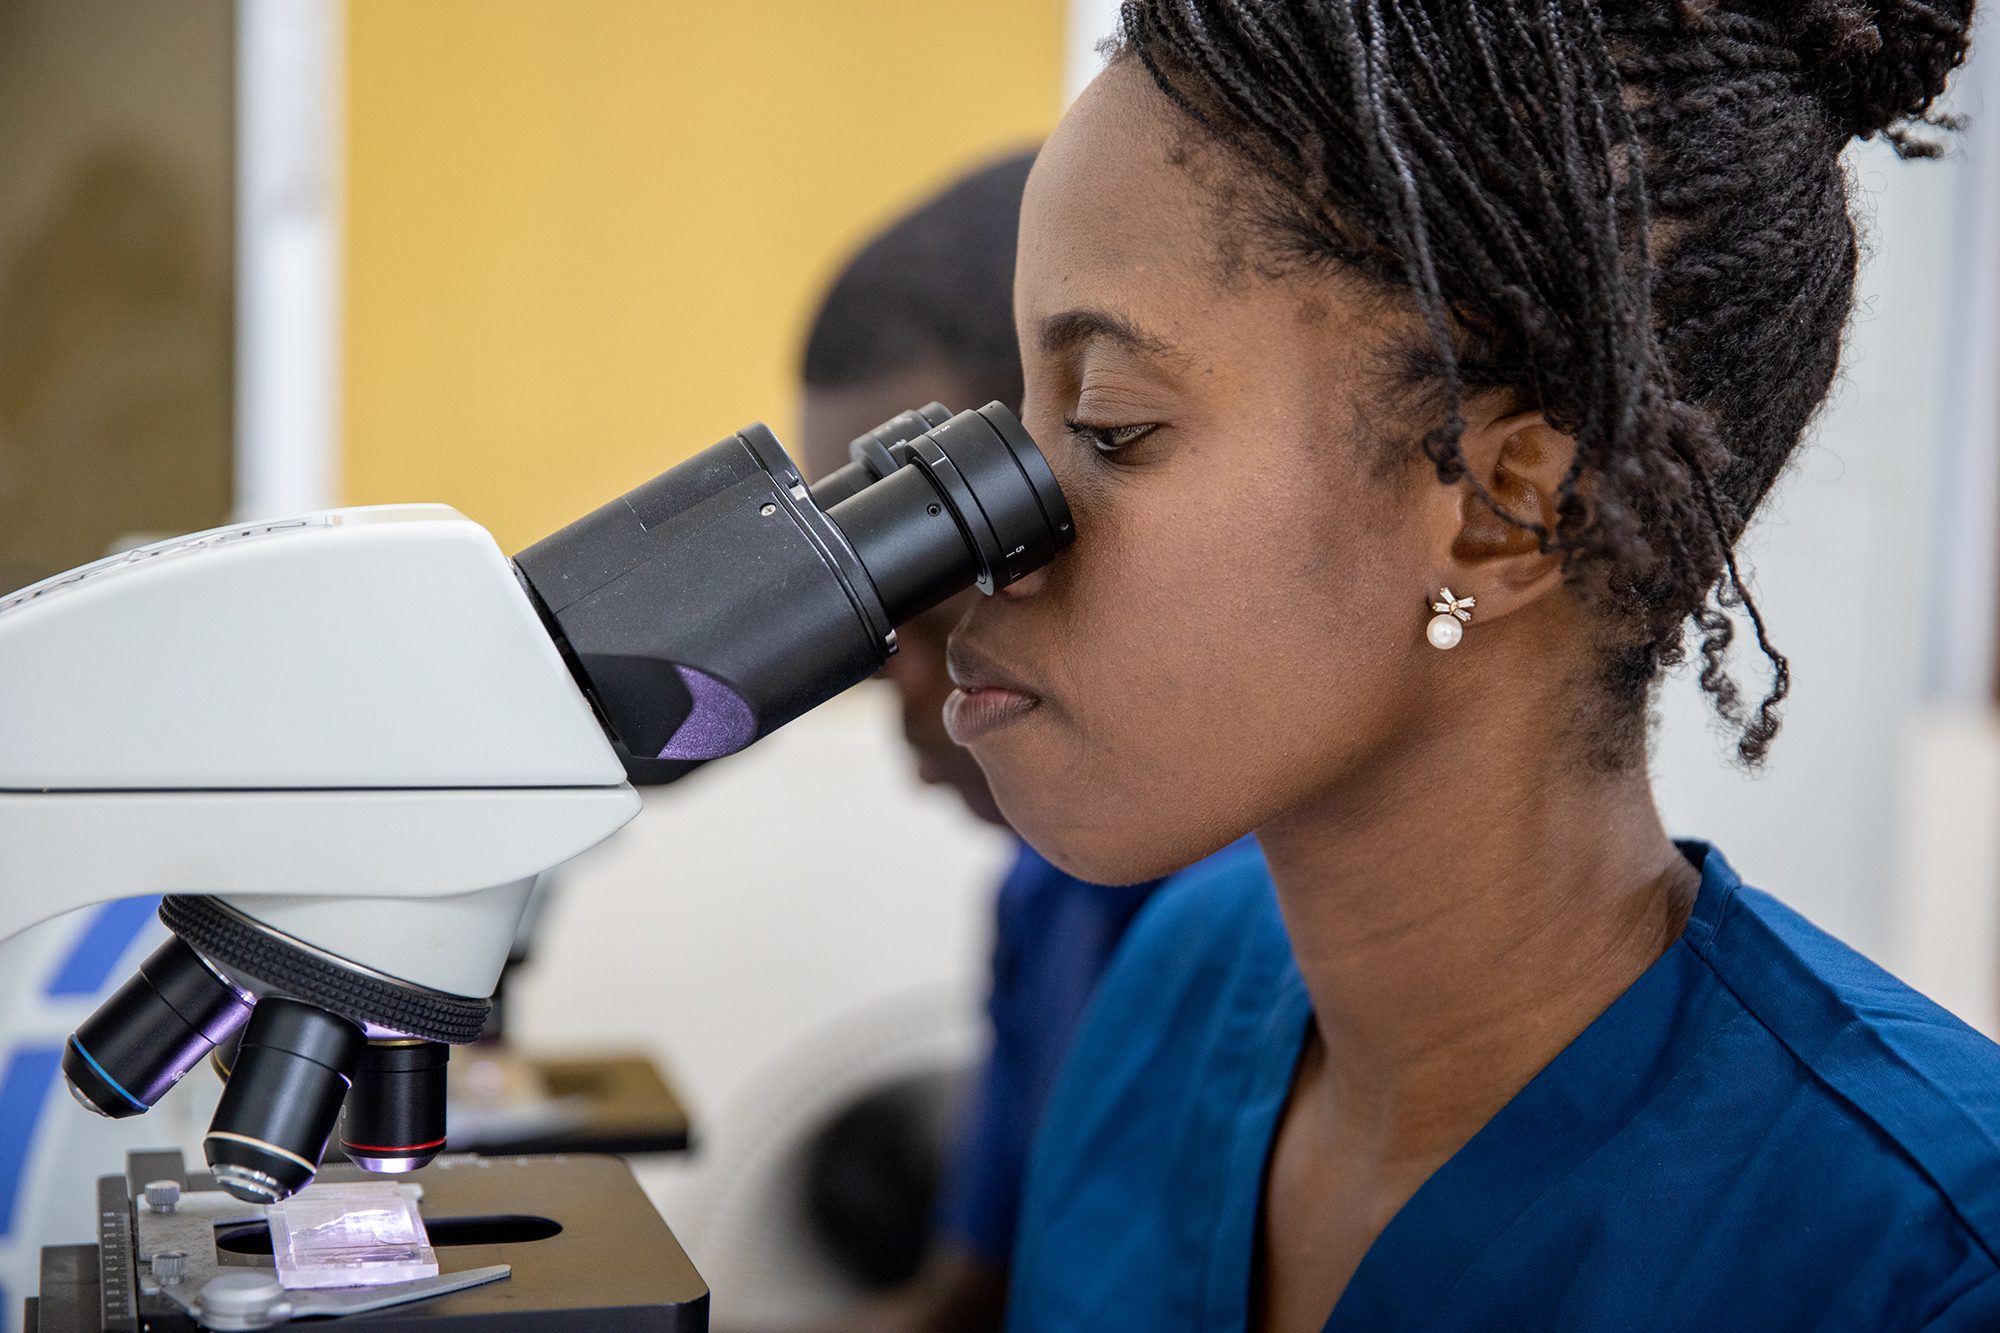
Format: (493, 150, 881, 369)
(1068, 518, 1272, 752)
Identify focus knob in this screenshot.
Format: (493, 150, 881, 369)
(149, 1249, 189, 1284)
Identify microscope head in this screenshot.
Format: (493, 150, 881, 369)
(0, 403, 1071, 1202)
(514, 401, 1067, 784)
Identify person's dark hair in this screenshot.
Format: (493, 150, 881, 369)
(1117, 0, 1975, 765)
(802, 150, 1036, 409)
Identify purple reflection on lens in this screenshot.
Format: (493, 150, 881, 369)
(659, 665, 756, 760)
(348, 1155, 427, 1174)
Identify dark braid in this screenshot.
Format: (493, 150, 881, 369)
(1119, 0, 1974, 766)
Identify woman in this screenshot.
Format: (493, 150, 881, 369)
(941, 2, 1994, 1329)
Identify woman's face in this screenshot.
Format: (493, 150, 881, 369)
(947, 62, 1459, 884)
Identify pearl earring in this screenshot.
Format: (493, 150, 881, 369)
(1426, 588, 1475, 650)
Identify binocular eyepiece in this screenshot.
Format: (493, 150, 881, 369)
(516, 401, 1071, 784)
(60, 401, 1075, 1202)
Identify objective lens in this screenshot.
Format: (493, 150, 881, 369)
(338, 1039, 449, 1174)
(62, 937, 251, 1119)
(204, 997, 364, 1203)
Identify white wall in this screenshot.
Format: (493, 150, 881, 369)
(234, 0, 342, 520)
(1066, 0, 1122, 100)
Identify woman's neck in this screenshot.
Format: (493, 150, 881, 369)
(1256, 716, 1699, 1168)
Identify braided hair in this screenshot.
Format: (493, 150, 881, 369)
(1117, 0, 1976, 765)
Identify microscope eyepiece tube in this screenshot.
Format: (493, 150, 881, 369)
(822, 465, 979, 623)
(204, 997, 365, 1203)
(338, 1039, 449, 1175)
(837, 402, 1072, 603)
(515, 402, 1072, 785)
(62, 937, 252, 1119)
(807, 402, 952, 509)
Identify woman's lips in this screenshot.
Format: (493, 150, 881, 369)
(943, 641, 1042, 745)
(942, 685, 1039, 745)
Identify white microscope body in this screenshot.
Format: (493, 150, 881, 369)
(0, 505, 639, 989)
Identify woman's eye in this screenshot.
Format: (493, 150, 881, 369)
(1064, 419, 1159, 456)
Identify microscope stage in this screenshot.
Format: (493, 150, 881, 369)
(25, 1149, 708, 1331)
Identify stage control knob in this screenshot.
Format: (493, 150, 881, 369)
(194, 1270, 292, 1331)
(143, 1180, 180, 1213)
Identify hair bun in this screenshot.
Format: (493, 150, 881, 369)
(1786, 0, 1976, 148)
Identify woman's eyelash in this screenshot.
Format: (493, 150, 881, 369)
(1063, 418, 1158, 453)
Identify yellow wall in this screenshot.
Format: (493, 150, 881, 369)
(342, 0, 1063, 552)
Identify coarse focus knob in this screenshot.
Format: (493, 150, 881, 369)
(143, 1179, 180, 1213)
(150, 1249, 189, 1284)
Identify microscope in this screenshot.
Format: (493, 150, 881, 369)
(0, 403, 1070, 1329)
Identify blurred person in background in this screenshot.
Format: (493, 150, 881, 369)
(793, 151, 1255, 1333)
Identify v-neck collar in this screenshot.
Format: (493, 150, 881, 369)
(1201, 842, 1744, 1333)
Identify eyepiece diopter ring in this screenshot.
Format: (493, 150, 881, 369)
(903, 435, 1006, 594)
(896, 403, 1074, 593)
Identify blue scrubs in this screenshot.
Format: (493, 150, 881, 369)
(1007, 842, 2000, 1331)
(935, 838, 1262, 1263)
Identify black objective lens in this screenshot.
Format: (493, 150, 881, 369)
(338, 1039, 449, 1174)
(204, 997, 365, 1203)
(62, 937, 251, 1119)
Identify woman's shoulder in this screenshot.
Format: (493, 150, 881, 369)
(1691, 844, 2000, 1254)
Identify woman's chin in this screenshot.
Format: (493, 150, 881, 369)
(974, 722, 1204, 881)
(989, 789, 1180, 886)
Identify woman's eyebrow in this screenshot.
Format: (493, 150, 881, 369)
(1038, 307, 1180, 361)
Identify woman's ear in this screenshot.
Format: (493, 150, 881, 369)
(1428, 409, 1578, 623)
